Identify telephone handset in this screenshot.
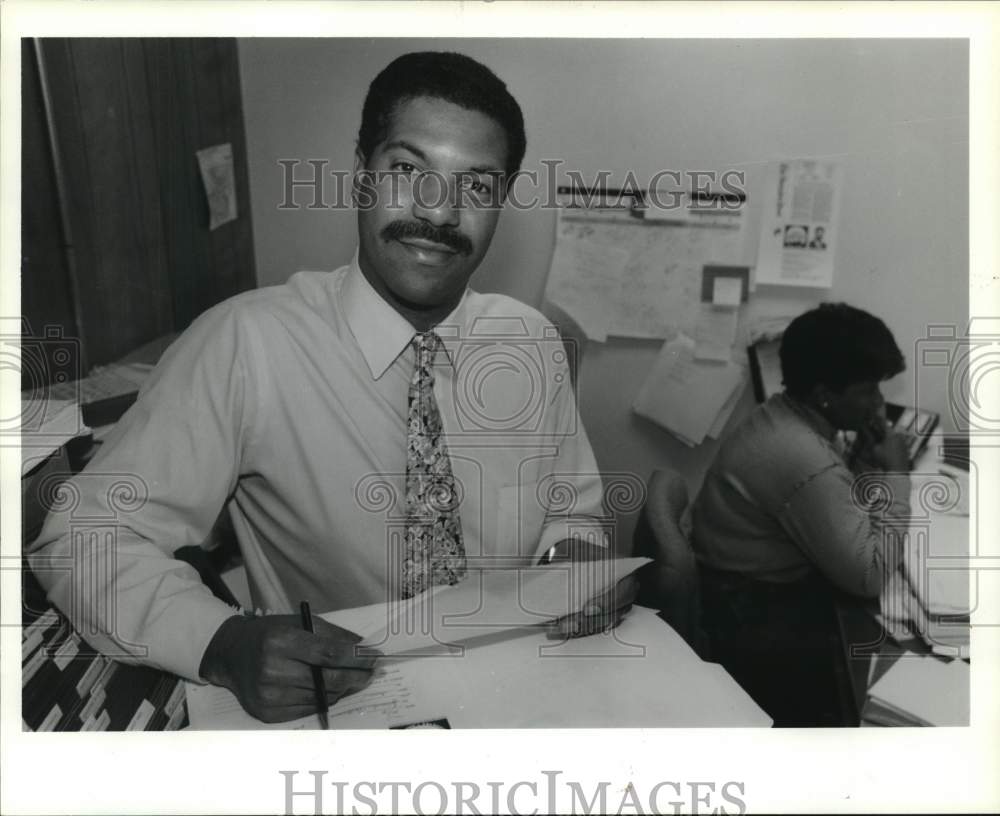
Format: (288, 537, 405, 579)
(884, 402, 940, 465)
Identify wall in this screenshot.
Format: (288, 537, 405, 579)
(238, 38, 968, 547)
(24, 38, 257, 377)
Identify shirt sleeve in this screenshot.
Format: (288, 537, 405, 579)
(775, 461, 911, 598)
(534, 346, 609, 558)
(26, 303, 261, 681)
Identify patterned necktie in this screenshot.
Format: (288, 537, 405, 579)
(401, 331, 467, 599)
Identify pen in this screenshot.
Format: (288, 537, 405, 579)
(299, 600, 329, 730)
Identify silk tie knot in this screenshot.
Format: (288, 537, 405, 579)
(412, 331, 442, 365)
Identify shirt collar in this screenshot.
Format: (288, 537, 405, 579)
(780, 392, 838, 442)
(341, 250, 467, 380)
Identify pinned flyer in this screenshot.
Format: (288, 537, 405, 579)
(543, 235, 628, 342)
(196, 143, 238, 230)
(755, 158, 842, 288)
(712, 277, 742, 307)
(693, 265, 749, 362)
(694, 304, 740, 362)
(701, 265, 750, 305)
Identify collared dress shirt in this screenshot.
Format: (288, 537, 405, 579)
(691, 392, 911, 598)
(29, 254, 606, 681)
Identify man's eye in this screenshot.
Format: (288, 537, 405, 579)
(392, 162, 418, 174)
(458, 176, 489, 194)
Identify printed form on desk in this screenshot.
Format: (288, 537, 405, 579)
(20, 399, 89, 475)
(867, 650, 969, 726)
(185, 559, 771, 728)
(185, 607, 769, 729)
(878, 477, 971, 660)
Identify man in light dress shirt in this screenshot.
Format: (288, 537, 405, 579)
(30, 52, 632, 723)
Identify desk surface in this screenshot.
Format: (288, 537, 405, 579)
(836, 599, 970, 726)
(836, 443, 971, 727)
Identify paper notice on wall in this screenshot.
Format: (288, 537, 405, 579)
(701, 265, 750, 304)
(196, 143, 238, 230)
(755, 158, 842, 288)
(633, 335, 746, 446)
(642, 190, 750, 266)
(694, 303, 740, 362)
(543, 237, 628, 342)
(549, 209, 724, 341)
(712, 277, 742, 307)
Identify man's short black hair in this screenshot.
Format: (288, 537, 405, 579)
(779, 303, 906, 397)
(357, 51, 526, 180)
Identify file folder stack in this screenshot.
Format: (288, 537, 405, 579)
(22, 602, 187, 732)
(865, 650, 969, 726)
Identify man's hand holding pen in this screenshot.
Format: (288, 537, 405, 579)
(199, 614, 379, 724)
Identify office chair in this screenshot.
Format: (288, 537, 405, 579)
(632, 468, 707, 657)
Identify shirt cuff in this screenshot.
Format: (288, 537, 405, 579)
(537, 519, 611, 560)
(144, 595, 243, 683)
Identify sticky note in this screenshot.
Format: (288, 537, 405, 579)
(712, 277, 743, 307)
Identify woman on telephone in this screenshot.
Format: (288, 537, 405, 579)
(691, 303, 912, 726)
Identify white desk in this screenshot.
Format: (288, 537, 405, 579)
(849, 435, 972, 725)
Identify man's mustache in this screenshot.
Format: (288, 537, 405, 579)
(382, 220, 473, 256)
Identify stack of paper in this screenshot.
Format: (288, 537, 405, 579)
(879, 477, 971, 658)
(19, 398, 90, 476)
(880, 570, 969, 660)
(185, 605, 771, 730)
(185, 558, 770, 730)
(866, 651, 969, 726)
(360, 557, 650, 657)
(633, 335, 747, 446)
(901, 507, 970, 618)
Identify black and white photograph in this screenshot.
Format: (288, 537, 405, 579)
(3, 2, 999, 815)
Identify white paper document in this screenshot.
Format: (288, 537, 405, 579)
(879, 571, 969, 660)
(185, 606, 770, 729)
(877, 475, 971, 623)
(185, 662, 418, 731)
(756, 158, 842, 288)
(901, 511, 970, 617)
(196, 142, 238, 230)
(543, 237, 628, 341)
(19, 399, 90, 475)
(642, 191, 751, 267)
(694, 303, 740, 362)
(867, 651, 969, 726)
(361, 556, 651, 656)
(633, 335, 746, 446)
(401, 606, 769, 728)
(712, 276, 743, 307)
(546, 209, 742, 342)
